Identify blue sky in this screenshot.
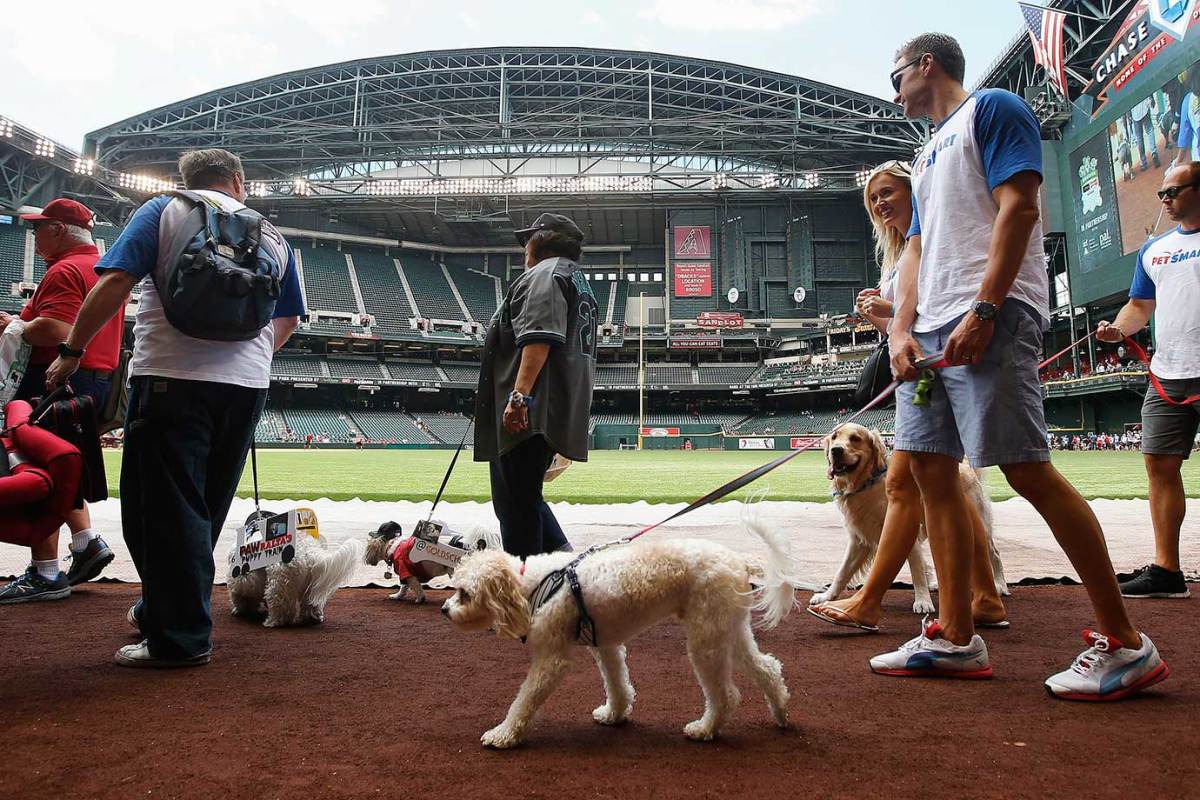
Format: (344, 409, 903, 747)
(1, 0, 1031, 149)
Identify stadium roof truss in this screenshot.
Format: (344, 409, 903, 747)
(85, 48, 926, 199)
(976, 0, 1134, 127)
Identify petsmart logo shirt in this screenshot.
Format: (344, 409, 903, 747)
(908, 89, 1050, 333)
(1130, 225, 1200, 379)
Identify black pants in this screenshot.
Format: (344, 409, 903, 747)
(489, 435, 570, 558)
(123, 376, 266, 659)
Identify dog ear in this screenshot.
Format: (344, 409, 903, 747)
(869, 429, 888, 473)
(483, 560, 530, 640)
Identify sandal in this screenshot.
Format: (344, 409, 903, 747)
(806, 604, 880, 633)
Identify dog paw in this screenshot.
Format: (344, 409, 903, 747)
(912, 598, 936, 615)
(683, 720, 717, 742)
(808, 590, 833, 606)
(592, 704, 630, 726)
(997, 583, 1011, 597)
(387, 590, 404, 601)
(481, 725, 522, 749)
(771, 705, 790, 728)
(411, 594, 427, 605)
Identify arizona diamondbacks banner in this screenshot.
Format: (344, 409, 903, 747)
(1083, 0, 1200, 116)
(1069, 133, 1122, 273)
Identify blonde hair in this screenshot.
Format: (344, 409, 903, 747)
(862, 160, 913, 281)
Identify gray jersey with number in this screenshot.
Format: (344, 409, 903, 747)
(474, 257, 598, 462)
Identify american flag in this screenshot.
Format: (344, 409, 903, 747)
(1019, 2, 1068, 97)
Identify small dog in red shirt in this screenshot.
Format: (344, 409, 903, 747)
(364, 521, 496, 603)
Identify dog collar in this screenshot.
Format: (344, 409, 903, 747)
(830, 465, 888, 499)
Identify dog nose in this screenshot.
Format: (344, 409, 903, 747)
(831, 445, 845, 458)
(440, 603, 450, 616)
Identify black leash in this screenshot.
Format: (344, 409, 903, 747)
(251, 440, 261, 520)
(427, 417, 474, 522)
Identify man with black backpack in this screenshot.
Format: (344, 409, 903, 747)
(46, 149, 304, 668)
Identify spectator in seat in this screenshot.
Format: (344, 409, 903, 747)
(0, 199, 126, 604)
(44, 148, 304, 667)
(474, 214, 598, 557)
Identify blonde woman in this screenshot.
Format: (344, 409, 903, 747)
(808, 161, 1007, 631)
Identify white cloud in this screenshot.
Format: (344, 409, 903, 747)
(583, 9, 603, 26)
(638, 0, 826, 31)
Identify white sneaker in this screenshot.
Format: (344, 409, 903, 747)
(869, 618, 993, 679)
(1044, 630, 1169, 702)
(114, 640, 211, 669)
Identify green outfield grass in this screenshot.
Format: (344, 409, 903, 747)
(100, 448, 1199, 504)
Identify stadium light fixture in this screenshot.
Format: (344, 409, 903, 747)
(34, 138, 56, 158)
(118, 172, 174, 193)
(854, 168, 871, 188)
(802, 173, 820, 189)
(247, 181, 269, 197)
(0, 118, 13, 138)
(293, 178, 312, 197)
(760, 173, 780, 190)
(73, 158, 95, 176)
(712, 172, 728, 190)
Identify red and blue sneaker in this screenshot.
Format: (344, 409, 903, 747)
(869, 617, 993, 679)
(1044, 630, 1168, 701)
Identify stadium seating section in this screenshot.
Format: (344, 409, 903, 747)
(326, 357, 385, 380)
(401, 256, 463, 321)
(349, 410, 436, 443)
(297, 242, 359, 312)
(346, 248, 411, 337)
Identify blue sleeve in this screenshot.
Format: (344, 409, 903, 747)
(1178, 96, 1195, 151)
(95, 195, 172, 279)
(907, 195, 921, 238)
(1129, 242, 1156, 300)
(272, 244, 305, 319)
(972, 89, 1043, 192)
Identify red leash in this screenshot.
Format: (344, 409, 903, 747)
(1121, 337, 1200, 406)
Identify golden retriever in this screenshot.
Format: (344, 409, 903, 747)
(813, 423, 1008, 613)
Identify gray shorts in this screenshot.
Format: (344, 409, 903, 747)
(894, 300, 1049, 468)
(1141, 377, 1200, 458)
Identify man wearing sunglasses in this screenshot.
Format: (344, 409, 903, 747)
(876, 32, 1165, 701)
(1096, 162, 1200, 601)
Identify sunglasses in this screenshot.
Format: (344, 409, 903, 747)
(1157, 182, 1199, 201)
(890, 55, 924, 93)
(869, 159, 912, 177)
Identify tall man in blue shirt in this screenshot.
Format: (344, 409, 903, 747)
(46, 149, 305, 668)
(875, 33, 1165, 701)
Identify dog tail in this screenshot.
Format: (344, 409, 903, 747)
(741, 493, 802, 630)
(304, 538, 363, 608)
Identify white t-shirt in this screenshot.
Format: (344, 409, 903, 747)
(1129, 225, 1200, 379)
(97, 190, 303, 389)
(908, 89, 1050, 333)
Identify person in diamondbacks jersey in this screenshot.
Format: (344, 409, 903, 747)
(877, 32, 1166, 701)
(1096, 161, 1200, 600)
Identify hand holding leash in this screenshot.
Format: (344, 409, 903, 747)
(1095, 320, 1125, 344)
(888, 332, 923, 382)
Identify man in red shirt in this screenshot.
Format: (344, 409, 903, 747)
(0, 199, 126, 604)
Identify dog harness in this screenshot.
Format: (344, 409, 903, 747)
(523, 540, 629, 647)
(830, 465, 888, 499)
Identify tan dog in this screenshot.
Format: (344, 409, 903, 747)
(813, 423, 1008, 613)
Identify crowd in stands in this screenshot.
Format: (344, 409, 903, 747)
(1048, 430, 1142, 451)
(1040, 351, 1146, 383)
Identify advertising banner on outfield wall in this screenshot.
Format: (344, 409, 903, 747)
(739, 437, 774, 450)
(1069, 132, 1123, 273)
(674, 262, 713, 297)
(673, 226, 712, 258)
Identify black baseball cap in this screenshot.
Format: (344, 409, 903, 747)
(514, 213, 584, 246)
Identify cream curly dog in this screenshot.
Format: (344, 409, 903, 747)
(441, 517, 796, 749)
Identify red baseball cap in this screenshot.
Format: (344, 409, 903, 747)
(20, 198, 95, 229)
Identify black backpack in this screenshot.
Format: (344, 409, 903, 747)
(154, 190, 283, 341)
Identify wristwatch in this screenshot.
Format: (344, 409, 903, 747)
(971, 300, 999, 322)
(57, 342, 85, 359)
(508, 390, 532, 407)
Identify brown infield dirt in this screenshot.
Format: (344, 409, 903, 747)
(2, 583, 1197, 800)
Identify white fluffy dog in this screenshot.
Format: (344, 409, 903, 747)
(441, 518, 796, 749)
(228, 530, 362, 627)
(814, 423, 1008, 614)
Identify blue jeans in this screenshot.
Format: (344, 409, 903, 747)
(489, 435, 570, 558)
(123, 376, 266, 659)
(15, 363, 111, 408)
